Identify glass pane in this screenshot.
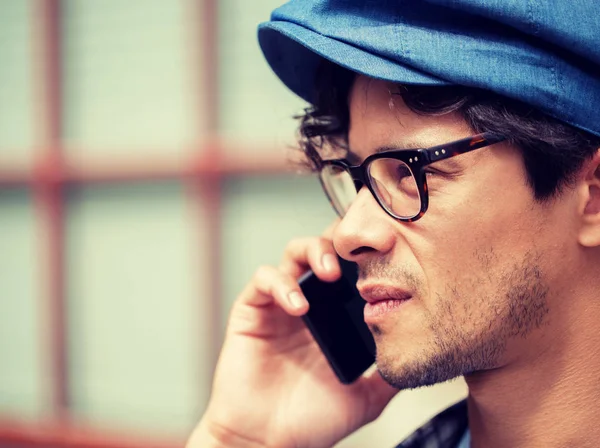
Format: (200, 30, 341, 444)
(221, 174, 335, 327)
(370, 158, 421, 219)
(0, 0, 36, 164)
(0, 189, 46, 419)
(62, 0, 200, 158)
(218, 0, 307, 151)
(66, 182, 210, 435)
(321, 165, 357, 217)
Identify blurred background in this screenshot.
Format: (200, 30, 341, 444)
(0, 0, 466, 446)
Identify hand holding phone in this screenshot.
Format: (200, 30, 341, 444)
(299, 257, 376, 383)
(192, 241, 397, 448)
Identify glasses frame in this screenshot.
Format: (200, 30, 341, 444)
(318, 132, 505, 222)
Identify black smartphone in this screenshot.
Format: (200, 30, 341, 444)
(298, 257, 376, 384)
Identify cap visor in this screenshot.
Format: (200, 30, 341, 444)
(258, 20, 447, 103)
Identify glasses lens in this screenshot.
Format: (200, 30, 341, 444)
(320, 164, 357, 216)
(368, 158, 421, 219)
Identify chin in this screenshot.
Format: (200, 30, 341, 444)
(374, 335, 478, 391)
(376, 350, 465, 390)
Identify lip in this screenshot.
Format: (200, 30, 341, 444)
(357, 283, 413, 303)
(358, 283, 413, 323)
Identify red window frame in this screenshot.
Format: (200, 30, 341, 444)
(0, 1, 290, 446)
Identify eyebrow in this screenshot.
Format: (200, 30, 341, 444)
(345, 141, 464, 170)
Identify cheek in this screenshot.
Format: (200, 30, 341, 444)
(406, 179, 540, 301)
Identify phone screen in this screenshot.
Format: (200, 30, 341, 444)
(299, 258, 375, 384)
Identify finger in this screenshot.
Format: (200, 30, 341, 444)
(236, 265, 309, 316)
(280, 237, 341, 282)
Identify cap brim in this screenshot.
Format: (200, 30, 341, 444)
(258, 21, 448, 103)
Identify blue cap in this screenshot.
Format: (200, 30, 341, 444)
(258, 0, 600, 137)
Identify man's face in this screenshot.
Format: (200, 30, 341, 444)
(332, 76, 576, 389)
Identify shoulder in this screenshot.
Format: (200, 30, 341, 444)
(395, 399, 468, 448)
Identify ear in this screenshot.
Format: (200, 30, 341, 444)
(578, 149, 600, 247)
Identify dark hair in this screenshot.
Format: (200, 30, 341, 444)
(296, 62, 600, 200)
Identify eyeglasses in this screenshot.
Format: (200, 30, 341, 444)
(318, 132, 505, 222)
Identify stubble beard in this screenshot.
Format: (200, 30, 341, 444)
(372, 250, 550, 391)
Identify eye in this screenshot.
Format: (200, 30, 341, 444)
(424, 167, 449, 179)
(396, 164, 412, 179)
(395, 165, 417, 191)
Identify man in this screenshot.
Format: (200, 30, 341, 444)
(189, 1, 600, 447)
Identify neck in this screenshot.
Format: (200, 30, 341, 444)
(465, 288, 600, 448)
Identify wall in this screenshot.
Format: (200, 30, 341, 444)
(0, 1, 467, 446)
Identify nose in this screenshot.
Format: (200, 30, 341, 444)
(333, 186, 396, 263)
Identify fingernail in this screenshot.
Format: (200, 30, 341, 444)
(322, 253, 337, 272)
(288, 291, 305, 309)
